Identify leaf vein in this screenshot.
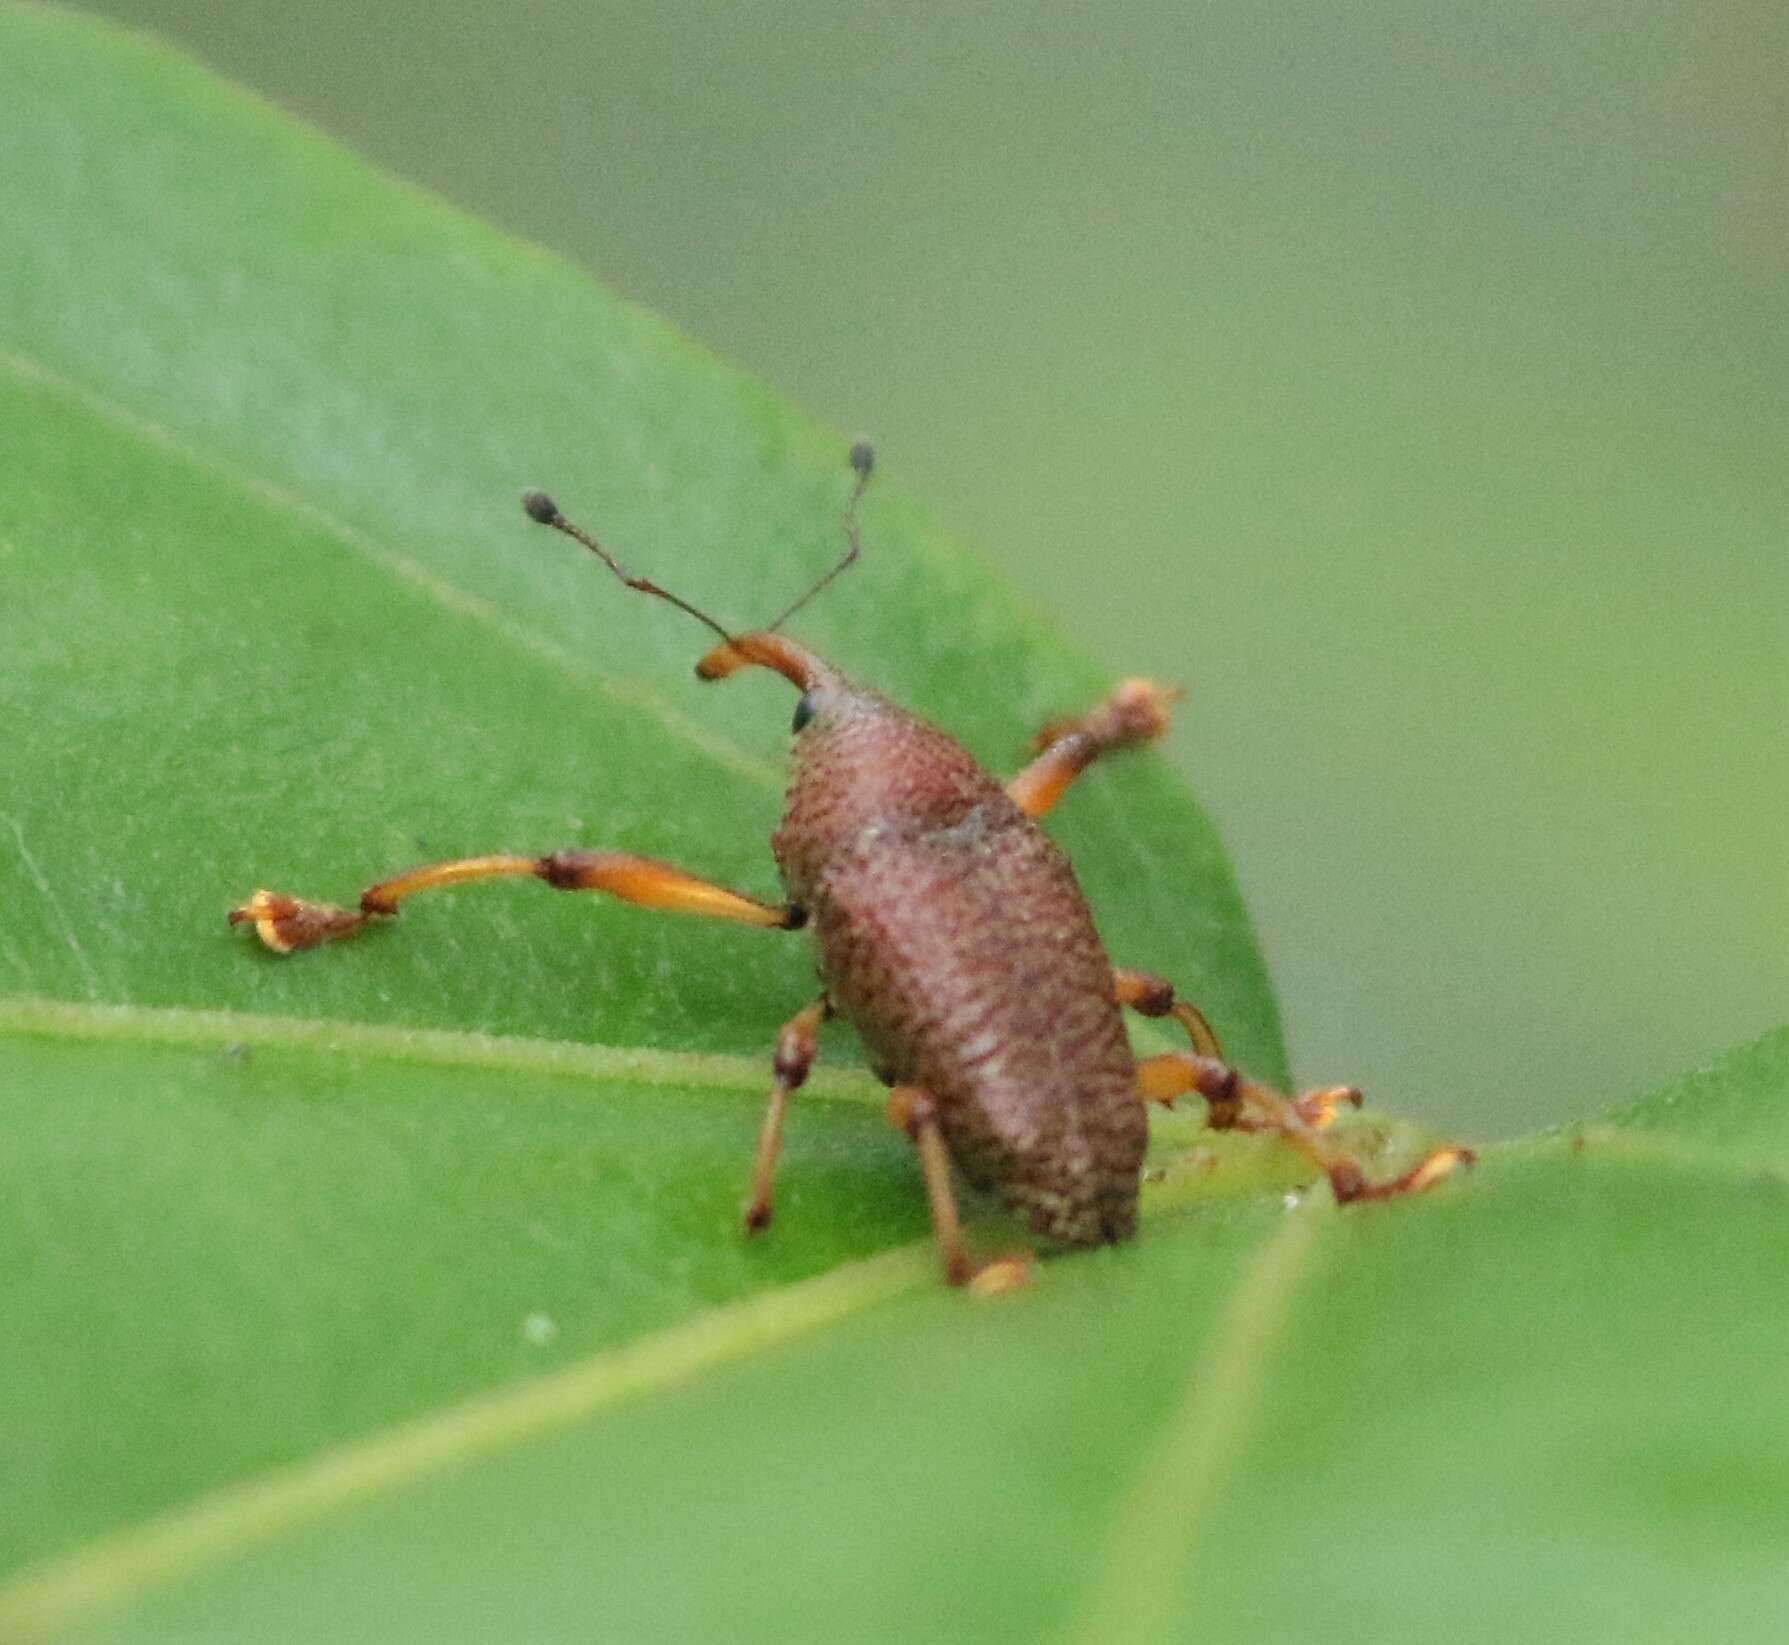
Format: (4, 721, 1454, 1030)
(0, 1243, 934, 1642)
(1062, 1203, 1323, 1645)
(0, 996, 881, 1104)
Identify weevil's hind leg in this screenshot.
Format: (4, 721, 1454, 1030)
(885, 1087, 1028, 1295)
(1007, 679, 1180, 819)
(1113, 966, 1356, 1130)
(1134, 1051, 1474, 1202)
(743, 996, 830, 1234)
(230, 849, 804, 952)
(1114, 966, 1225, 1059)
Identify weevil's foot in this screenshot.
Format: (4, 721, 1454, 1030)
(1031, 678, 1182, 753)
(1328, 1145, 1476, 1204)
(1225, 1083, 1362, 1134)
(968, 1255, 1031, 1297)
(1100, 677, 1182, 745)
(228, 890, 367, 953)
(742, 1198, 774, 1236)
(1298, 1084, 1363, 1130)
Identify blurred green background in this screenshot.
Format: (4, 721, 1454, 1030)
(76, 0, 1782, 1134)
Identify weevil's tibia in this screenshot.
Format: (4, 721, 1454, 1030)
(743, 996, 830, 1234)
(229, 850, 804, 952)
(1007, 679, 1181, 819)
(886, 1087, 1029, 1295)
(1134, 1052, 1474, 1202)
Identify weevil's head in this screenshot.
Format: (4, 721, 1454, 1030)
(523, 438, 995, 898)
(692, 624, 907, 776)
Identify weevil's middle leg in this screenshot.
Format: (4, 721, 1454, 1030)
(1007, 679, 1180, 819)
(885, 1087, 1028, 1295)
(230, 849, 803, 952)
(742, 996, 830, 1234)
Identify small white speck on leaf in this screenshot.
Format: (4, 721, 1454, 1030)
(521, 1312, 558, 1346)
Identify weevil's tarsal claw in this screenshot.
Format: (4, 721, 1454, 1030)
(968, 1256, 1031, 1297)
(1303, 1084, 1365, 1129)
(1221, 1082, 1361, 1134)
(228, 890, 369, 953)
(1101, 677, 1182, 746)
(1029, 677, 1181, 755)
(1246, 1083, 1362, 1131)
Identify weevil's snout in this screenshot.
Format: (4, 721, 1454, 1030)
(694, 640, 745, 681)
(695, 631, 823, 690)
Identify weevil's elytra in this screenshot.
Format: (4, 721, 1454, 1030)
(232, 442, 1472, 1288)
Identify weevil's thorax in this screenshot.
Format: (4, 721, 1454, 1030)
(772, 677, 1015, 906)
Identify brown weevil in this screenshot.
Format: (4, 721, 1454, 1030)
(231, 441, 1471, 1290)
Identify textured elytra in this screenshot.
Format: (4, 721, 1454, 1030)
(776, 670, 1146, 1247)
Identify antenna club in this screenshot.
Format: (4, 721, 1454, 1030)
(521, 490, 561, 526)
(849, 438, 875, 478)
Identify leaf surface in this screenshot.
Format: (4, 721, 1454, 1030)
(0, 1, 1280, 1624)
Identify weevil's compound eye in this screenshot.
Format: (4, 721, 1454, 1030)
(791, 692, 819, 733)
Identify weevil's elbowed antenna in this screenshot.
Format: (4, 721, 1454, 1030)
(520, 488, 738, 648)
(765, 437, 874, 633)
(522, 439, 875, 692)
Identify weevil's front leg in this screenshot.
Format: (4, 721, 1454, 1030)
(1134, 1051, 1474, 1202)
(230, 849, 803, 952)
(1007, 678, 1180, 819)
(885, 1087, 1028, 1295)
(1114, 966, 1357, 1129)
(743, 996, 830, 1234)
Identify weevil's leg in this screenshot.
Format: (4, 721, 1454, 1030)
(885, 1087, 1028, 1295)
(1113, 966, 1225, 1059)
(1007, 678, 1180, 819)
(743, 996, 831, 1234)
(1113, 966, 1357, 1130)
(230, 850, 803, 953)
(1134, 1052, 1474, 1202)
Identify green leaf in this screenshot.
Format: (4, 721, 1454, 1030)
(0, 1, 1287, 1626)
(2, 12, 1781, 1644)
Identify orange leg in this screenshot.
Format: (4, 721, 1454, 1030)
(1113, 966, 1225, 1060)
(230, 849, 803, 952)
(1135, 1051, 1473, 1203)
(1114, 966, 1356, 1129)
(885, 1088, 1028, 1295)
(1007, 679, 1180, 819)
(743, 997, 830, 1234)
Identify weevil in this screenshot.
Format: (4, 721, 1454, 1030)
(231, 441, 1471, 1289)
